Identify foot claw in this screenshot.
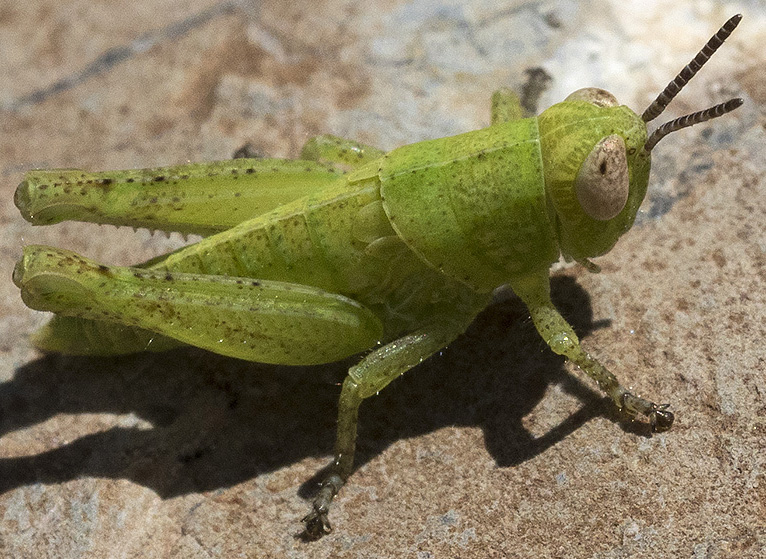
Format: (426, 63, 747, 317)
(620, 392, 674, 432)
(649, 404, 674, 433)
(302, 507, 332, 540)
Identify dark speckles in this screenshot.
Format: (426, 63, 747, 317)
(711, 248, 727, 268)
(251, 281, 260, 287)
(644, 257, 669, 272)
(126, 178, 135, 183)
(245, 168, 255, 174)
(153, 175, 166, 182)
(164, 272, 174, 281)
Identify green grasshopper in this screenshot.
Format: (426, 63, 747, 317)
(12, 15, 743, 538)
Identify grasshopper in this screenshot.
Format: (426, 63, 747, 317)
(12, 15, 742, 538)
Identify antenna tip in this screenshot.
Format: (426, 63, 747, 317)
(718, 97, 745, 116)
(727, 14, 743, 28)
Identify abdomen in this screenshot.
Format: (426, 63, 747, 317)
(150, 171, 479, 338)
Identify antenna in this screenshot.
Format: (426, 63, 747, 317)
(641, 14, 743, 152)
(644, 98, 743, 151)
(642, 14, 741, 123)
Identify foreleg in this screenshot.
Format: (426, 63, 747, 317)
(510, 272, 674, 432)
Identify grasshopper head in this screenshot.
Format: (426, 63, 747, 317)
(537, 14, 743, 268)
(537, 91, 651, 264)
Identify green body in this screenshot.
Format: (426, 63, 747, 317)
(15, 101, 649, 364)
(14, 90, 667, 538)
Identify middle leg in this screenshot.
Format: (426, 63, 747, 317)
(302, 312, 477, 538)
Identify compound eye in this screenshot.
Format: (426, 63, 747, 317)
(575, 134, 629, 221)
(565, 88, 619, 108)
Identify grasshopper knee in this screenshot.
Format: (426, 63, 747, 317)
(300, 134, 384, 170)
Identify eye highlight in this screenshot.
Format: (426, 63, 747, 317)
(574, 134, 629, 221)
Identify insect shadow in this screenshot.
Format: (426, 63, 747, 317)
(0, 275, 637, 499)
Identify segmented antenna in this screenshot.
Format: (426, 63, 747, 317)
(644, 98, 743, 151)
(642, 14, 742, 123)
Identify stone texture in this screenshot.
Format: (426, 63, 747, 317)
(0, 1, 764, 557)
